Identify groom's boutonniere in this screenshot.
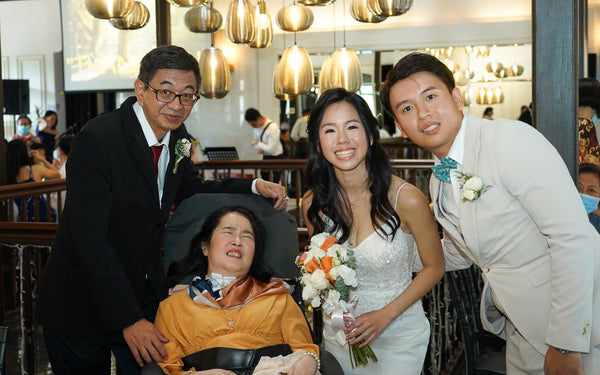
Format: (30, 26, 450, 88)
(456, 172, 490, 202)
(173, 138, 192, 174)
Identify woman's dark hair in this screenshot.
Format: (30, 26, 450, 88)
(43, 110, 58, 128)
(578, 78, 600, 112)
(305, 88, 400, 243)
(6, 139, 32, 185)
(166, 205, 272, 287)
(380, 52, 456, 118)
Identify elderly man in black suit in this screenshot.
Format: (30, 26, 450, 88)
(36, 45, 287, 375)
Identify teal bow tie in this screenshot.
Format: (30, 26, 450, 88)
(432, 157, 457, 183)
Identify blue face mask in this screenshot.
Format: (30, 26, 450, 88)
(17, 125, 31, 135)
(591, 114, 598, 123)
(580, 193, 600, 214)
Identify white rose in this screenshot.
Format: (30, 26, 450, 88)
(310, 233, 330, 247)
(325, 290, 342, 309)
(329, 266, 340, 280)
(307, 247, 327, 259)
(310, 269, 329, 290)
(463, 176, 483, 191)
(337, 265, 358, 287)
(310, 295, 322, 308)
(463, 189, 477, 201)
(302, 283, 318, 301)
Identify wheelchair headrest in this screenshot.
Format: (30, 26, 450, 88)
(164, 193, 300, 282)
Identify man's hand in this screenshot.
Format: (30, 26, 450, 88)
(252, 139, 259, 145)
(543, 347, 583, 375)
(123, 319, 169, 366)
(255, 179, 287, 210)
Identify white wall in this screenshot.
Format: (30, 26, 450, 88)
(1, 0, 64, 136)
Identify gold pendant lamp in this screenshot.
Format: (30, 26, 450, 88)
(109, 1, 150, 30)
(227, 0, 255, 44)
(199, 42, 231, 99)
(277, 44, 314, 95)
(276, 3, 314, 32)
(297, 0, 336, 6)
(367, 0, 412, 17)
(318, 54, 333, 92)
(85, 0, 135, 19)
(273, 62, 296, 100)
(167, 0, 211, 7)
(249, 0, 273, 48)
(329, 47, 362, 92)
(185, 4, 223, 33)
(350, 0, 386, 23)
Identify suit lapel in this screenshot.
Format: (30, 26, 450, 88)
(457, 115, 483, 261)
(431, 177, 464, 243)
(121, 97, 160, 204)
(160, 127, 188, 213)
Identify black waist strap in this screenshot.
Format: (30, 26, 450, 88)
(182, 344, 292, 375)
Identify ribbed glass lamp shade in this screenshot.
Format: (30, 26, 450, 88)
(85, 0, 135, 19)
(167, 0, 210, 7)
(297, 0, 336, 6)
(276, 45, 314, 95)
(273, 63, 296, 100)
(199, 47, 231, 99)
(276, 4, 313, 32)
(485, 61, 504, 75)
(185, 5, 223, 33)
(328, 47, 362, 92)
(367, 0, 412, 17)
(350, 0, 387, 23)
(248, 0, 273, 48)
(227, 0, 255, 43)
(475, 87, 504, 105)
(109, 1, 150, 30)
(318, 55, 333, 91)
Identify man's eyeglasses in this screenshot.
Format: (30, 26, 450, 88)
(145, 84, 199, 106)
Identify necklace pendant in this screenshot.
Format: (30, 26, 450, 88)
(228, 318, 235, 327)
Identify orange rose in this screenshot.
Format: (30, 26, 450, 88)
(321, 236, 338, 251)
(304, 258, 319, 273)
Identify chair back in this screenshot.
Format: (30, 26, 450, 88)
(446, 267, 506, 375)
(164, 193, 300, 283)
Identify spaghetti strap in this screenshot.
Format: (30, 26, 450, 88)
(393, 182, 409, 210)
(29, 165, 34, 180)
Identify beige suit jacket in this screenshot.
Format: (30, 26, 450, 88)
(432, 114, 600, 355)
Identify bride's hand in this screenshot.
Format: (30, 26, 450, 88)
(345, 309, 394, 347)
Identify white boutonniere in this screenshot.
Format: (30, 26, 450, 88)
(173, 138, 192, 174)
(456, 172, 490, 202)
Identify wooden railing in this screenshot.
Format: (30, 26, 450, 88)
(0, 159, 451, 375)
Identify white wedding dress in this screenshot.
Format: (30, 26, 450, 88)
(322, 184, 430, 374)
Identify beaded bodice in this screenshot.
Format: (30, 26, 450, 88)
(349, 226, 416, 316)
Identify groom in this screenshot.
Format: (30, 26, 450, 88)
(380, 52, 599, 374)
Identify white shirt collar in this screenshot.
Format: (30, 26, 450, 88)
(133, 102, 171, 148)
(207, 272, 238, 291)
(434, 115, 467, 167)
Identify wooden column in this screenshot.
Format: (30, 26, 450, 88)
(0, 31, 6, 187)
(533, 0, 580, 180)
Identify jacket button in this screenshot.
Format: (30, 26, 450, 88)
(483, 266, 491, 273)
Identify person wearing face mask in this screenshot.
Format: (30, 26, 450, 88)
(578, 78, 600, 165)
(11, 115, 41, 148)
(578, 163, 600, 233)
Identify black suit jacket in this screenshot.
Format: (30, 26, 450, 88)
(36, 97, 252, 342)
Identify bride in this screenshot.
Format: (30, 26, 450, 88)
(301, 89, 445, 374)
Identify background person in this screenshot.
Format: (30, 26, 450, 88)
(578, 163, 600, 233)
(578, 78, 600, 166)
(36, 45, 286, 375)
(245, 107, 284, 182)
(11, 115, 41, 148)
(37, 110, 59, 162)
(482, 107, 494, 120)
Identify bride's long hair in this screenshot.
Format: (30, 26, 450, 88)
(305, 88, 400, 243)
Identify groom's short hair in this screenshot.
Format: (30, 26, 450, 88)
(380, 52, 456, 118)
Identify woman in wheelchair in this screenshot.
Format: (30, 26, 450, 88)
(151, 205, 319, 375)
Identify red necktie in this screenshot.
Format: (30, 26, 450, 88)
(150, 145, 163, 177)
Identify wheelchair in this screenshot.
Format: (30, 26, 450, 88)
(142, 193, 343, 375)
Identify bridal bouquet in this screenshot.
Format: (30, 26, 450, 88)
(296, 232, 378, 368)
